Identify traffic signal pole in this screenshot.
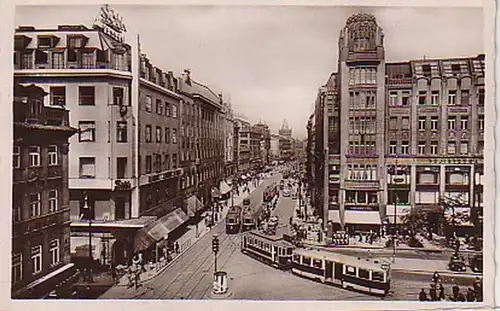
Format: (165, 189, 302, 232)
(212, 234, 219, 274)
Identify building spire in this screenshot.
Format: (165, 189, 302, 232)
(281, 118, 289, 130)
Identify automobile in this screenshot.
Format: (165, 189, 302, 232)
(242, 198, 251, 206)
(283, 189, 291, 197)
(469, 253, 483, 273)
(448, 255, 467, 272)
(291, 192, 298, 200)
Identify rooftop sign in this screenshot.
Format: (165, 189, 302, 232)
(93, 4, 127, 42)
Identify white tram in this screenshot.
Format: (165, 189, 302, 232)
(241, 230, 294, 270)
(291, 248, 391, 296)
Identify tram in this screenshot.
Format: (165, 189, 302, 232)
(241, 204, 264, 232)
(225, 205, 242, 234)
(263, 183, 278, 202)
(241, 230, 294, 270)
(291, 248, 391, 296)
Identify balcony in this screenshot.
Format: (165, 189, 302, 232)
(387, 77, 413, 85)
(14, 105, 70, 127)
(47, 166, 63, 179)
(13, 208, 70, 238)
(14, 62, 130, 72)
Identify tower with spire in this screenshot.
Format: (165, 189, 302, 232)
(279, 118, 292, 138)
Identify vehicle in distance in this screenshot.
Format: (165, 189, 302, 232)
(283, 188, 291, 197)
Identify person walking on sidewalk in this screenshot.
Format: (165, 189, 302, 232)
(175, 241, 180, 254)
(419, 288, 428, 301)
(438, 283, 445, 301)
(429, 284, 438, 301)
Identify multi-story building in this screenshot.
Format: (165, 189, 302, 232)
(252, 121, 271, 166)
(12, 84, 78, 298)
(234, 116, 251, 173)
(269, 133, 281, 160)
(222, 101, 236, 177)
(279, 119, 293, 160)
(177, 70, 225, 211)
(311, 13, 484, 237)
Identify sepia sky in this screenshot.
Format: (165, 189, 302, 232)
(15, 5, 484, 138)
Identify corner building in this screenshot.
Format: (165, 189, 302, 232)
(315, 13, 484, 236)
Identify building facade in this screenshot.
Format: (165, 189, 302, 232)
(252, 121, 271, 166)
(222, 101, 236, 177)
(234, 116, 251, 173)
(269, 133, 280, 160)
(12, 84, 78, 298)
(278, 119, 293, 160)
(311, 13, 484, 237)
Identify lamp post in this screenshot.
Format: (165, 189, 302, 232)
(82, 191, 93, 282)
(195, 157, 201, 237)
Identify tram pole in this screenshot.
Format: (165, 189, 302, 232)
(212, 234, 219, 274)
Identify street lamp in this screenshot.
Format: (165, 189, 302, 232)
(81, 191, 93, 282)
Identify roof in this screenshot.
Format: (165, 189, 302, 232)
(178, 76, 222, 108)
(245, 230, 294, 247)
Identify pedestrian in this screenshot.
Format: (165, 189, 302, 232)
(432, 271, 441, 284)
(429, 284, 438, 301)
(452, 283, 460, 301)
(175, 241, 180, 254)
(438, 283, 445, 300)
(466, 288, 475, 302)
(457, 292, 466, 302)
(419, 288, 428, 301)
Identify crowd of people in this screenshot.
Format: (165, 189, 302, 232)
(418, 272, 483, 302)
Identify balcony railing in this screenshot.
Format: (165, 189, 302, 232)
(13, 208, 70, 237)
(14, 105, 70, 127)
(47, 166, 63, 179)
(387, 77, 413, 85)
(14, 62, 130, 72)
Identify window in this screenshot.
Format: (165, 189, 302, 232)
(448, 117, 456, 130)
(418, 91, 426, 105)
(172, 129, 177, 144)
(451, 64, 461, 75)
(359, 269, 369, 279)
(79, 121, 96, 142)
(389, 92, 397, 106)
(48, 189, 58, 213)
(67, 36, 83, 49)
(30, 193, 41, 217)
(29, 146, 41, 167)
(37, 36, 52, 48)
(418, 142, 426, 155)
(12, 253, 22, 283)
(172, 105, 178, 118)
(431, 91, 439, 105)
(50, 87, 65, 107)
(448, 90, 456, 105)
(389, 141, 396, 154)
(172, 154, 177, 169)
(165, 127, 170, 144)
(401, 141, 409, 155)
(155, 154, 162, 172)
(116, 121, 128, 143)
(345, 266, 356, 276)
(81, 52, 94, 68)
(13, 146, 20, 168)
(312, 259, 322, 269)
(113, 87, 124, 106)
(418, 117, 426, 130)
(35, 50, 48, 64)
(447, 141, 456, 155)
(430, 141, 438, 155)
(460, 141, 468, 154)
(145, 95, 152, 112)
(402, 91, 410, 106)
(372, 271, 384, 282)
(145, 125, 152, 143)
(164, 154, 170, 170)
(31, 245, 43, 274)
(51, 52, 64, 69)
(45, 145, 58, 166)
(79, 157, 96, 178)
(146, 156, 152, 173)
(165, 103, 171, 116)
(156, 99, 163, 115)
(401, 117, 410, 129)
(422, 64, 432, 76)
(49, 239, 60, 267)
(117, 157, 127, 179)
(461, 90, 470, 105)
(460, 116, 468, 130)
(479, 115, 484, 131)
(418, 173, 437, 184)
(67, 48, 77, 62)
(430, 117, 439, 130)
(156, 126, 162, 143)
(478, 89, 485, 106)
(478, 140, 484, 155)
(302, 256, 311, 266)
(77, 86, 95, 106)
(389, 117, 397, 130)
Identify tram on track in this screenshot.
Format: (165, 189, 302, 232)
(291, 248, 391, 296)
(241, 230, 294, 270)
(241, 204, 265, 232)
(263, 183, 278, 202)
(225, 205, 242, 234)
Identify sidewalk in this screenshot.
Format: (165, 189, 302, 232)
(113, 178, 265, 287)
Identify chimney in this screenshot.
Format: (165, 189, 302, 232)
(167, 71, 174, 91)
(183, 69, 191, 85)
(218, 93, 223, 104)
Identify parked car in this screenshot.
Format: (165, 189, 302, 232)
(469, 253, 483, 273)
(448, 255, 467, 272)
(283, 188, 291, 197)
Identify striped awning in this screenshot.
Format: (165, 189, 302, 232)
(344, 211, 382, 225)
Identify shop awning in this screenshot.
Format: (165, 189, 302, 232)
(212, 187, 222, 198)
(344, 211, 382, 225)
(219, 181, 232, 195)
(185, 195, 203, 217)
(328, 210, 341, 224)
(134, 208, 189, 253)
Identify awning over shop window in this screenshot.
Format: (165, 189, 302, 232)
(344, 211, 381, 225)
(185, 195, 203, 217)
(386, 205, 411, 225)
(219, 181, 232, 195)
(134, 208, 189, 253)
(328, 210, 341, 224)
(212, 187, 222, 198)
